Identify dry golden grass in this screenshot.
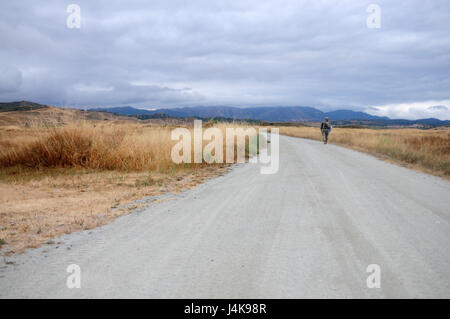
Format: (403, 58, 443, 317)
(0, 167, 228, 254)
(1, 123, 176, 172)
(0, 121, 257, 254)
(279, 126, 450, 177)
(0, 106, 138, 126)
(0, 121, 256, 172)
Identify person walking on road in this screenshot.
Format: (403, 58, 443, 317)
(320, 117, 331, 144)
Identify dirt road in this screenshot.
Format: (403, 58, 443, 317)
(1, 135, 449, 298)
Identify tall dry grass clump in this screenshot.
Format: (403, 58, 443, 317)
(279, 126, 450, 177)
(0, 123, 177, 171)
(0, 121, 258, 173)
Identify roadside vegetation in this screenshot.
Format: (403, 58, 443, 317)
(279, 126, 450, 177)
(0, 121, 256, 254)
(1, 123, 181, 172)
(2, 117, 448, 254)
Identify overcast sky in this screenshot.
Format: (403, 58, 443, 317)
(1, 0, 449, 119)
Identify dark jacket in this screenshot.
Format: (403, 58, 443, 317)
(320, 122, 330, 131)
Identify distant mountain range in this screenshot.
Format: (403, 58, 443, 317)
(89, 105, 450, 126)
(1, 102, 448, 127)
(90, 105, 391, 122)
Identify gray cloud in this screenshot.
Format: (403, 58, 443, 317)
(428, 105, 448, 111)
(365, 100, 450, 120)
(0, 66, 22, 93)
(0, 0, 449, 118)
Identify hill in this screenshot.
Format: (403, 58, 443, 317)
(0, 101, 48, 112)
(2, 102, 448, 127)
(90, 105, 450, 126)
(90, 105, 388, 122)
(323, 110, 389, 121)
(90, 106, 155, 116)
(0, 105, 188, 127)
(0, 106, 141, 126)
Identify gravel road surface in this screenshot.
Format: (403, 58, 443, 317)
(1, 135, 449, 298)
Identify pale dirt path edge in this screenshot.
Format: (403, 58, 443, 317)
(1, 135, 449, 298)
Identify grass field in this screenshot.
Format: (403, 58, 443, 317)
(1, 123, 180, 172)
(1, 120, 449, 254)
(279, 126, 450, 177)
(0, 121, 255, 254)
